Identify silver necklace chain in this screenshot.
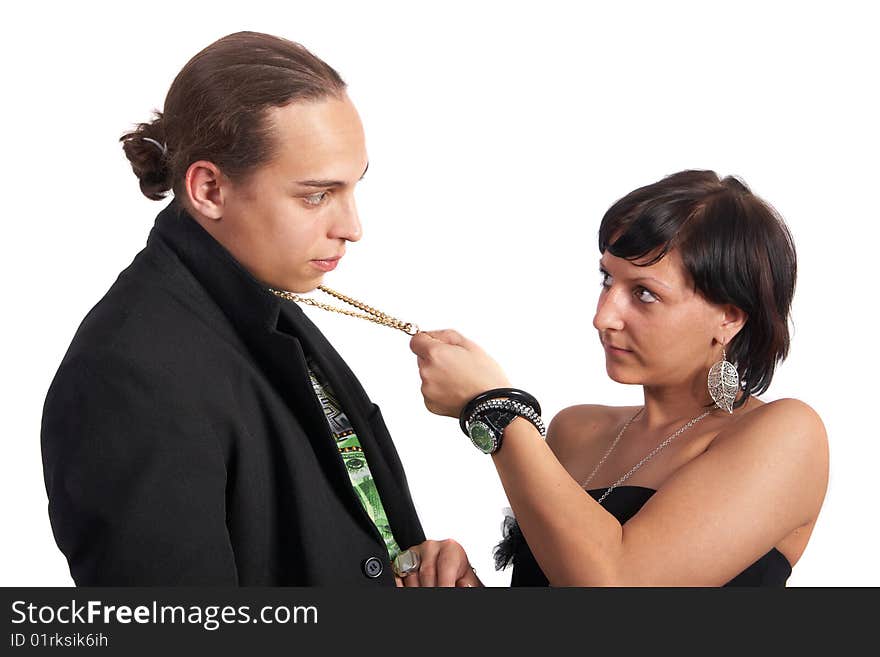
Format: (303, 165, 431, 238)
(581, 407, 714, 504)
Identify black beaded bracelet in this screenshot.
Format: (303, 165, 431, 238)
(459, 387, 542, 436)
(469, 398, 547, 438)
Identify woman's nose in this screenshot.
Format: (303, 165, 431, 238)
(593, 288, 625, 332)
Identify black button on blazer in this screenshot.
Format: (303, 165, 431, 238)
(41, 199, 425, 585)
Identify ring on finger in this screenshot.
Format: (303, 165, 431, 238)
(392, 549, 421, 578)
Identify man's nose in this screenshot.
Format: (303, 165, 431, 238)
(330, 194, 362, 242)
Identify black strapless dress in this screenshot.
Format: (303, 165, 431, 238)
(497, 486, 792, 586)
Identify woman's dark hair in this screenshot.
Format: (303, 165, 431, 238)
(120, 31, 346, 200)
(598, 170, 796, 408)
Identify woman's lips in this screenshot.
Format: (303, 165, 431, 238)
(311, 257, 341, 272)
(604, 343, 633, 356)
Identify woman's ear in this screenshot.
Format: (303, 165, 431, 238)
(717, 304, 748, 344)
(183, 160, 227, 221)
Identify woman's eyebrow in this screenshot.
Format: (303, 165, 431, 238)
(599, 260, 671, 291)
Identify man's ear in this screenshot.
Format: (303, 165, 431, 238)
(183, 160, 226, 221)
(717, 304, 748, 344)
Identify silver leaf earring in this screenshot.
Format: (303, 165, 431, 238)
(707, 345, 740, 413)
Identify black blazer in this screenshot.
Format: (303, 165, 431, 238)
(41, 199, 425, 585)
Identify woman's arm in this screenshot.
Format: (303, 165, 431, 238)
(411, 331, 829, 586)
(495, 399, 827, 585)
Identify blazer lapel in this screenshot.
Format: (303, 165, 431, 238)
(277, 303, 417, 548)
(149, 199, 390, 539)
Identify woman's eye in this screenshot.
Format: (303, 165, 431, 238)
(600, 271, 612, 287)
(636, 287, 659, 303)
(303, 191, 329, 206)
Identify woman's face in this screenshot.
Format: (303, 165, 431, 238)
(593, 250, 729, 388)
(195, 94, 369, 293)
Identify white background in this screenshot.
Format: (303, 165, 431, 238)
(2, 1, 877, 586)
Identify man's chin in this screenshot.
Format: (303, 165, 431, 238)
(280, 274, 324, 294)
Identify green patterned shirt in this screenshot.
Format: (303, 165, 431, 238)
(306, 360, 402, 562)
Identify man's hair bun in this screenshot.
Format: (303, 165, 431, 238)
(120, 112, 171, 200)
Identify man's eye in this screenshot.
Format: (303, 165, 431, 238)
(303, 191, 329, 206)
(636, 287, 659, 303)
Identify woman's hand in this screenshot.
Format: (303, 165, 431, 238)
(410, 329, 510, 418)
(394, 539, 483, 587)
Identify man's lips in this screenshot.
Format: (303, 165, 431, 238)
(311, 255, 342, 272)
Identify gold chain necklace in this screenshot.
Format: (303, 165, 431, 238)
(268, 285, 420, 336)
(581, 407, 714, 504)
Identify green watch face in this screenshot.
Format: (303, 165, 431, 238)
(468, 421, 496, 454)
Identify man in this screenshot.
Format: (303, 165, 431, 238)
(41, 31, 474, 586)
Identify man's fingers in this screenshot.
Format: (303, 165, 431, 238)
(400, 541, 441, 587)
(397, 545, 425, 587)
(455, 567, 481, 588)
(398, 540, 479, 588)
(436, 548, 463, 587)
(394, 546, 421, 577)
(416, 542, 438, 587)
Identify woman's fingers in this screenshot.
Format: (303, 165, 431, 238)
(421, 329, 469, 347)
(409, 329, 472, 358)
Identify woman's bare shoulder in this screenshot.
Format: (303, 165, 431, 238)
(546, 404, 640, 459)
(710, 397, 829, 513)
(715, 397, 827, 452)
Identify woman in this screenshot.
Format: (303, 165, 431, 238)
(40, 31, 429, 585)
(406, 170, 828, 586)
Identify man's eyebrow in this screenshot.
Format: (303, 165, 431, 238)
(294, 162, 369, 188)
(599, 260, 671, 291)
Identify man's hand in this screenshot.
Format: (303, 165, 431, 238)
(394, 539, 482, 587)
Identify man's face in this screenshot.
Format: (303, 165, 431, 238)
(210, 94, 368, 292)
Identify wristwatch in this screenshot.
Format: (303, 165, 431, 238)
(467, 408, 518, 454)
(461, 392, 546, 455)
